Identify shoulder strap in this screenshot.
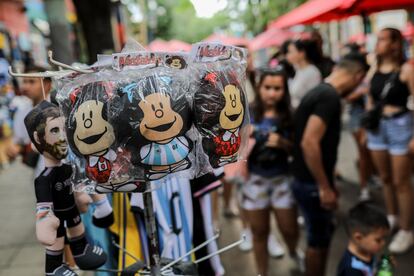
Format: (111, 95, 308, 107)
(379, 71, 399, 100)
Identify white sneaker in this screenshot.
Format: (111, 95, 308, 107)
(387, 215, 399, 231)
(239, 229, 253, 252)
(297, 215, 305, 227)
(292, 248, 305, 273)
(359, 188, 370, 202)
(267, 235, 285, 258)
(389, 230, 414, 254)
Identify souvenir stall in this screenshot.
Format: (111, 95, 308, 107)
(9, 40, 250, 276)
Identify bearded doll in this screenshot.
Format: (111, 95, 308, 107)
(24, 101, 107, 276)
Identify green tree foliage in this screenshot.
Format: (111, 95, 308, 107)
(242, 0, 306, 35)
(150, 0, 305, 42)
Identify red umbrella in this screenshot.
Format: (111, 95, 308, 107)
(147, 39, 170, 51)
(268, 0, 414, 29)
(147, 39, 191, 52)
(249, 28, 295, 51)
(167, 40, 192, 52)
(204, 33, 250, 47)
(349, 0, 414, 14)
(268, 0, 355, 29)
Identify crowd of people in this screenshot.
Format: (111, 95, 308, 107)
(219, 27, 414, 276)
(0, 27, 413, 276)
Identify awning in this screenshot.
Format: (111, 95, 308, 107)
(349, 0, 414, 14)
(204, 33, 250, 47)
(147, 39, 191, 52)
(269, 0, 414, 29)
(249, 28, 295, 51)
(269, 0, 355, 29)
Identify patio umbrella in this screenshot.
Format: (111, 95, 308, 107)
(204, 33, 250, 47)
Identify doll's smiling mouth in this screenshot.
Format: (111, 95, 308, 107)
(225, 112, 242, 121)
(77, 127, 107, 144)
(145, 116, 176, 132)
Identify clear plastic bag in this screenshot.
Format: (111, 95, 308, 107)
(56, 71, 145, 193)
(113, 51, 195, 181)
(189, 43, 250, 172)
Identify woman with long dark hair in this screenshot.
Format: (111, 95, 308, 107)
(243, 68, 300, 276)
(286, 39, 322, 108)
(366, 28, 414, 254)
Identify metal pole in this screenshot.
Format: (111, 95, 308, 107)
(143, 180, 161, 276)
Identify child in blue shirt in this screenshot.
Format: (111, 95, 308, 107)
(337, 203, 390, 276)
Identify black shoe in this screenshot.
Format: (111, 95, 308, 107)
(46, 264, 78, 276)
(93, 212, 114, 228)
(73, 244, 107, 270)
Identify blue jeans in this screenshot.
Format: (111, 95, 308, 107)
(367, 112, 413, 155)
(292, 179, 334, 248)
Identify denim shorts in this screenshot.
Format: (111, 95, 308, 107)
(348, 106, 365, 132)
(291, 179, 334, 248)
(367, 112, 413, 155)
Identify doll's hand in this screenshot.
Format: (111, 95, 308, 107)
(74, 192, 92, 213)
(35, 205, 59, 246)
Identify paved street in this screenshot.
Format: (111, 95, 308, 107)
(1, 130, 414, 275)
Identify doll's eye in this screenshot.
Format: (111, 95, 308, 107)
(82, 113, 85, 121)
(160, 102, 164, 109)
(151, 104, 156, 111)
(90, 110, 93, 118)
(51, 127, 59, 134)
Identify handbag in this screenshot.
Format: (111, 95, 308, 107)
(360, 72, 398, 131)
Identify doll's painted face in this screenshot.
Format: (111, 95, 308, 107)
(139, 93, 183, 143)
(166, 56, 186, 69)
(35, 116, 68, 160)
(43, 116, 68, 160)
(219, 84, 244, 131)
(73, 100, 115, 156)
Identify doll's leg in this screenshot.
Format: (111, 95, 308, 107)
(90, 193, 114, 228)
(45, 227, 78, 275)
(65, 208, 107, 270)
(36, 203, 60, 246)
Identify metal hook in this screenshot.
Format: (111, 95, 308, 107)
(48, 50, 93, 74)
(193, 234, 246, 264)
(161, 231, 220, 272)
(40, 78, 46, 100)
(112, 239, 141, 262)
(8, 66, 61, 79)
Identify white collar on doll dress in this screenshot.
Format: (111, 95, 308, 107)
(222, 128, 240, 142)
(88, 149, 117, 167)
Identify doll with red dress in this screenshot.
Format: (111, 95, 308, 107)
(194, 71, 246, 168)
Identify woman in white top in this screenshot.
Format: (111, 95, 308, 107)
(286, 39, 322, 108)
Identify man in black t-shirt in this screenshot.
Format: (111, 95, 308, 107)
(291, 53, 369, 276)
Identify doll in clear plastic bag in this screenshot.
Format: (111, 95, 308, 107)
(119, 75, 193, 181)
(194, 70, 246, 168)
(24, 101, 107, 276)
(66, 81, 141, 192)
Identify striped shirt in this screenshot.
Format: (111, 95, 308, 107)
(140, 136, 190, 166)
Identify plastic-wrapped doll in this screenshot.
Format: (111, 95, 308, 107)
(194, 71, 246, 168)
(119, 75, 192, 181)
(67, 82, 116, 184)
(66, 81, 139, 192)
(24, 101, 106, 276)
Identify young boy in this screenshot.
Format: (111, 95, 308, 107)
(337, 203, 390, 276)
